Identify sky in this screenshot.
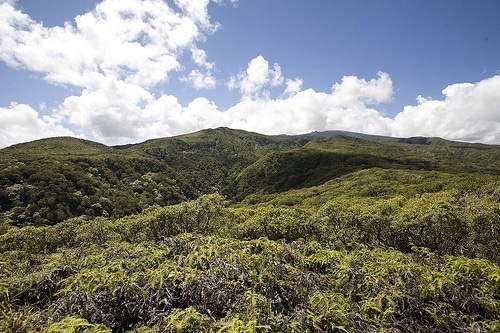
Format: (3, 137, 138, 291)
(1, 0, 500, 148)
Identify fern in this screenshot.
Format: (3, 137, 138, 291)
(216, 317, 271, 333)
(46, 316, 111, 333)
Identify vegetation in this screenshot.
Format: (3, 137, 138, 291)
(0, 129, 302, 226)
(0, 127, 499, 331)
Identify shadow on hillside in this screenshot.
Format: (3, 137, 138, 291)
(230, 150, 438, 200)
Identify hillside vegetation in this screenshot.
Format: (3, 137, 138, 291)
(0, 128, 499, 332)
(1, 128, 499, 226)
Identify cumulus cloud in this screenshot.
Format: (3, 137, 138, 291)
(174, 0, 217, 30)
(141, 96, 224, 138)
(191, 48, 214, 69)
(0, 0, 16, 6)
(283, 78, 303, 97)
(211, 0, 239, 6)
(55, 77, 154, 141)
(56, 76, 220, 144)
(0, 0, 219, 89)
(1, 1, 500, 148)
(180, 69, 217, 89)
(0, 0, 225, 146)
(331, 71, 394, 106)
(0, 103, 75, 147)
(54, 57, 397, 144)
(228, 55, 284, 99)
(391, 75, 500, 143)
(224, 71, 500, 143)
(224, 73, 393, 135)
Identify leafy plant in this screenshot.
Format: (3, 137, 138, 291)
(46, 316, 111, 333)
(1, 128, 500, 332)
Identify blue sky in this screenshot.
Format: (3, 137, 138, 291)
(1, 0, 500, 147)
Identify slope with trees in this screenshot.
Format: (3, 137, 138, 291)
(0, 128, 499, 332)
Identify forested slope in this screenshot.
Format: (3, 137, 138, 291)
(1, 128, 499, 332)
(1, 127, 499, 226)
(234, 135, 500, 199)
(0, 128, 299, 225)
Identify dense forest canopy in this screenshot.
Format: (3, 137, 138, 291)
(1, 127, 499, 332)
(1, 127, 499, 226)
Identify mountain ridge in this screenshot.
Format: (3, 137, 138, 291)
(1, 127, 499, 226)
(2, 127, 500, 332)
(3, 127, 499, 152)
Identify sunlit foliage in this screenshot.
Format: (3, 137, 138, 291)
(1, 128, 499, 331)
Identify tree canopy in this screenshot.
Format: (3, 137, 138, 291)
(1, 128, 499, 332)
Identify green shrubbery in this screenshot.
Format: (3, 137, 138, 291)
(1, 232, 499, 332)
(1, 129, 500, 331)
(1, 188, 499, 332)
(3, 187, 498, 263)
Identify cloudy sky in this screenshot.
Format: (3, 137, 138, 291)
(1, 0, 500, 148)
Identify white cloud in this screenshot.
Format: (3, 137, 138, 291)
(55, 76, 154, 142)
(174, 0, 217, 30)
(331, 71, 394, 106)
(0, 0, 218, 88)
(283, 78, 303, 97)
(191, 48, 214, 69)
(2, 67, 500, 148)
(180, 69, 217, 89)
(228, 55, 284, 99)
(55, 73, 220, 145)
(1, 1, 500, 148)
(390, 75, 500, 143)
(0, 0, 16, 6)
(142, 96, 224, 139)
(211, 0, 239, 7)
(0, 0, 227, 146)
(0, 103, 75, 147)
(58, 54, 396, 144)
(224, 72, 393, 135)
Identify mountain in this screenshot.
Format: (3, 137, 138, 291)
(0, 128, 297, 225)
(1, 127, 499, 226)
(234, 134, 500, 199)
(2, 128, 500, 332)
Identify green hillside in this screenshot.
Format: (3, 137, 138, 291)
(0, 128, 299, 225)
(1, 128, 499, 332)
(2, 127, 499, 226)
(234, 135, 500, 199)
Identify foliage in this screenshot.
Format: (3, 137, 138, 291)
(2, 128, 500, 226)
(46, 316, 112, 333)
(234, 135, 500, 199)
(1, 128, 500, 331)
(1, 232, 499, 332)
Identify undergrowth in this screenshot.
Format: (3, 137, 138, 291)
(1, 233, 499, 332)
